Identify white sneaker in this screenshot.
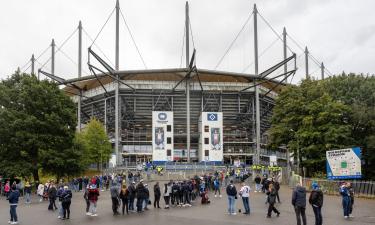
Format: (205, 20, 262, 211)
(344, 216, 348, 219)
(8, 221, 12, 224)
(86, 212, 92, 216)
(58, 216, 61, 219)
(232, 212, 237, 215)
(11, 222, 18, 225)
(214, 195, 217, 198)
(219, 195, 222, 198)
(349, 214, 354, 218)
(91, 214, 98, 217)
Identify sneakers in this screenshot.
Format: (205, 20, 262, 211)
(8, 221, 12, 224)
(11, 222, 19, 225)
(86, 212, 92, 216)
(344, 216, 348, 219)
(219, 195, 222, 198)
(91, 214, 98, 217)
(349, 214, 354, 218)
(232, 212, 237, 215)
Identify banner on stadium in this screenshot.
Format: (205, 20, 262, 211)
(326, 147, 362, 179)
(152, 111, 173, 162)
(199, 112, 223, 162)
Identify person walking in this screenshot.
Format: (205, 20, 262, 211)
(24, 181, 32, 204)
(110, 181, 120, 215)
(254, 175, 261, 192)
(292, 183, 307, 225)
(83, 185, 90, 214)
(37, 182, 44, 202)
(239, 182, 251, 215)
(266, 183, 280, 218)
(226, 180, 237, 215)
(309, 182, 323, 225)
(214, 178, 221, 198)
(119, 184, 129, 215)
(87, 184, 100, 216)
(7, 185, 20, 225)
(61, 186, 72, 220)
(274, 179, 281, 203)
(153, 182, 161, 208)
(340, 182, 351, 219)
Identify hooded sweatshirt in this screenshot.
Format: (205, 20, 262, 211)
(292, 186, 306, 207)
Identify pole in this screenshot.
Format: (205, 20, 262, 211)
(283, 27, 287, 82)
(185, 1, 191, 163)
(321, 62, 325, 80)
(253, 4, 261, 165)
(31, 54, 35, 75)
(51, 39, 55, 75)
(115, 0, 120, 166)
(78, 21, 82, 131)
(305, 46, 309, 79)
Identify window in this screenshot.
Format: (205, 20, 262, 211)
(204, 125, 209, 132)
(204, 138, 209, 145)
(167, 137, 172, 144)
(167, 125, 171, 132)
(167, 149, 171, 156)
(205, 150, 209, 156)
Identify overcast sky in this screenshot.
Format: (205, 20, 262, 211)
(0, 0, 374, 84)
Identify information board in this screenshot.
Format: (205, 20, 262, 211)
(326, 147, 362, 179)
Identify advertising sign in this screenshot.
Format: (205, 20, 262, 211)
(326, 147, 362, 179)
(152, 111, 173, 162)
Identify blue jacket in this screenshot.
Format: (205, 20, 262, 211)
(340, 186, 350, 198)
(292, 186, 306, 207)
(8, 190, 20, 204)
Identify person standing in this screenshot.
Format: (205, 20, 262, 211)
(266, 183, 280, 218)
(136, 180, 146, 213)
(87, 184, 100, 216)
(292, 183, 306, 225)
(274, 179, 281, 203)
(48, 183, 57, 211)
(83, 185, 90, 214)
(163, 182, 172, 209)
(309, 182, 323, 225)
(119, 184, 129, 215)
(214, 178, 221, 198)
(340, 182, 351, 219)
(37, 182, 44, 202)
(4, 181, 10, 198)
(24, 181, 32, 204)
(110, 181, 120, 215)
(153, 182, 161, 208)
(239, 182, 251, 214)
(348, 182, 355, 218)
(226, 180, 237, 215)
(143, 183, 150, 210)
(128, 181, 136, 212)
(61, 186, 72, 220)
(7, 185, 20, 224)
(254, 175, 261, 193)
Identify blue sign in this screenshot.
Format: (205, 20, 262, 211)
(158, 113, 167, 120)
(207, 113, 218, 121)
(326, 147, 362, 180)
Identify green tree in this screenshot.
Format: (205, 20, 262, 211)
(269, 78, 352, 176)
(0, 72, 80, 181)
(80, 118, 112, 170)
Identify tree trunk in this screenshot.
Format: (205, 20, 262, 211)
(32, 168, 39, 183)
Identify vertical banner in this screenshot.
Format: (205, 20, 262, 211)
(152, 111, 173, 163)
(199, 112, 223, 162)
(326, 147, 362, 179)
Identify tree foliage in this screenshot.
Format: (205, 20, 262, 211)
(79, 118, 112, 170)
(0, 72, 83, 180)
(269, 73, 375, 178)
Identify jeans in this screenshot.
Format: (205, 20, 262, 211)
(227, 196, 236, 214)
(312, 206, 323, 225)
(25, 193, 31, 203)
(342, 196, 351, 216)
(89, 201, 97, 214)
(136, 197, 143, 212)
(58, 201, 64, 218)
(214, 187, 221, 195)
(10, 205, 18, 222)
(294, 206, 307, 225)
(242, 197, 250, 213)
(255, 184, 261, 192)
(112, 197, 119, 214)
(129, 197, 135, 211)
(62, 201, 71, 218)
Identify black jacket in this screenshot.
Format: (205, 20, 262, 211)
(128, 184, 136, 198)
(154, 184, 161, 197)
(267, 188, 277, 204)
(309, 189, 323, 207)
(226, 184, 237, 196)
(136, 183, 147, 199)
(292, 186, 306, 207)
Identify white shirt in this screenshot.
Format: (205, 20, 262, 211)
(240, 185, 251, 197)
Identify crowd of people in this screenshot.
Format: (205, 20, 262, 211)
(0, 170, 357, 225)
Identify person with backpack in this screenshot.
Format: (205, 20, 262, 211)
(119, 184, 129, 215)
(292, 183, 306, 225)
(61, 186, 72, 220)
(239, 182, 251, 215)
(87, 184, 100, 216)
(266, 183, 280, 218)
(7, 184, 20, 224)
(153, 182, 161, 208)
(309, 182, 323, 225)
(226, 180, 237, 215)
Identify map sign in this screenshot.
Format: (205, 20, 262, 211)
(326, 147, 362, 179)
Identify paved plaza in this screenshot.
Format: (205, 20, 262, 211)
(1, 184, 374, 225)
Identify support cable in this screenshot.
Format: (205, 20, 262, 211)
(119, 8, 148, 69)
(189, 18, 196, 50)
(90, 6, 116, 47)
(214, 12, 253, 70)
(83, 28, 115, 68)
(179, 26, 186, 68)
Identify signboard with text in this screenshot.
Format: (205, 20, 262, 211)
(326, 147, 362, 179)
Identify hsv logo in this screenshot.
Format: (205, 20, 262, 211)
(207, 113, 218, 121)
(158, 113, 167, 120)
